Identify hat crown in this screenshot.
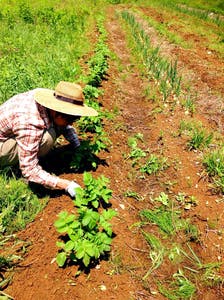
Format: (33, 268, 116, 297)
(55, 81, 84, 102)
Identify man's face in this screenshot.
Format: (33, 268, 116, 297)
(50, 111, 80, 127)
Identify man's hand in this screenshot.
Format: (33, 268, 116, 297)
(66, 181, 81, 197)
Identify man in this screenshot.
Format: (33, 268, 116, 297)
(0, 81, 98, 197)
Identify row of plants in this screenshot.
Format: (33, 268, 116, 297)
(121, 11, 182, 102)
(148, 0, 224, 26)
(0, 0, 111, 290)
(119, 8, 223, 298)
(133, 0, 224, 16)
(120, 10, 224, 194)
(131, 2, 223, 59)
(70, 15, 112, 171)
(54, 15, 117, 270)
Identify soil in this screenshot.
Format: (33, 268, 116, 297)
(2, 5, 224, 300)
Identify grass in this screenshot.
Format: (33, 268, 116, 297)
(203, 147, 224, 193)
(158, 269, 196, 300)
(0, 172, 48, 234)
(132, 0, 224, 57)
(0, 0, 99, 101)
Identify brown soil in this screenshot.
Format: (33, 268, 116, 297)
(2, 5, 224, 300)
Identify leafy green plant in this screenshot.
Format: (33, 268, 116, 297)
(70, 136, 110, 171)
(175, 192, 198, 210)
(54, 173, 116, 268)
(74, 172, 112, 209)
(126, 135, 148, 166)
(55, 207, 116, 268)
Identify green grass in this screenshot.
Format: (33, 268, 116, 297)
(158, 269, 196, 300)
(203, 147, 224, 193)
(0, 174, 48, 234)
(0, 0, 100, 102)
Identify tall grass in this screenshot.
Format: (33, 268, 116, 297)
(0, 0, 105, 102)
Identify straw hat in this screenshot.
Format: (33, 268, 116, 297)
(34, 81, 98, 117)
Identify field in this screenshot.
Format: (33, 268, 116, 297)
(0, 0, 223, 299)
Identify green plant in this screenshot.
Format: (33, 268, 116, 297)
(140, 154, 168, 175)
(158, 269, 196, 300)
(203, 147, 224, 193)
(126, 135, 148, 166)
(74, 172, 112, 209)
(55, 173, 116, 268)
(121, 10, 182, 101)
(55, 207, 116, 268)
(141, 231, 165, 279)
(0, 2, 92, 101)
(175, 192, 198, 210)
(187, 128, 213, 150)
(140, 207, 178, 235)
(124, 190, 143, 201)
(0, 176, 47, 234)
(70, 134, 110, 170)
(181, 93, 196, 115)
(203, 148, 224, 177)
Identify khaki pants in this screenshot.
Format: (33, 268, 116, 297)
(0, 127, 56, 167)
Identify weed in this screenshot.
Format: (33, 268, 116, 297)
(203, 147, 224, 193)
(158, 269, 196, 300)
(140, 208, 177, 235)
(140, 154, 168, 175)
(141, 231, 165, 279)
(124, 190, 143, 201)
(181, 93, 196, 115)
(187, 128, 213, 150)
(126, 135, 148, 166)
(0, 175, 48, 234)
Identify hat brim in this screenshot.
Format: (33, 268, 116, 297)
(34, 88, 98, 117)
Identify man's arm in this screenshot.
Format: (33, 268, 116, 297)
(61, 125, 80, 149)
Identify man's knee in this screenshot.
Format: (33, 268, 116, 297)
(0, 127, 57, 166)
(0, 139, 18, 166)
(39, 127, 56, 157)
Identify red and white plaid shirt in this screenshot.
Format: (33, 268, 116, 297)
(0, 89, 78, 189)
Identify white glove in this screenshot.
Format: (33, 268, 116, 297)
(66, 181, 81, 197)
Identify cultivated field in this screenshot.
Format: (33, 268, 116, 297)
(0, 1, 223, 299)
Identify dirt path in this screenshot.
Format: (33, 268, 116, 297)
(4, 5, 224, 300)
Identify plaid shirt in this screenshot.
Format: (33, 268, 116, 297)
(0, 89, 79, 188)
